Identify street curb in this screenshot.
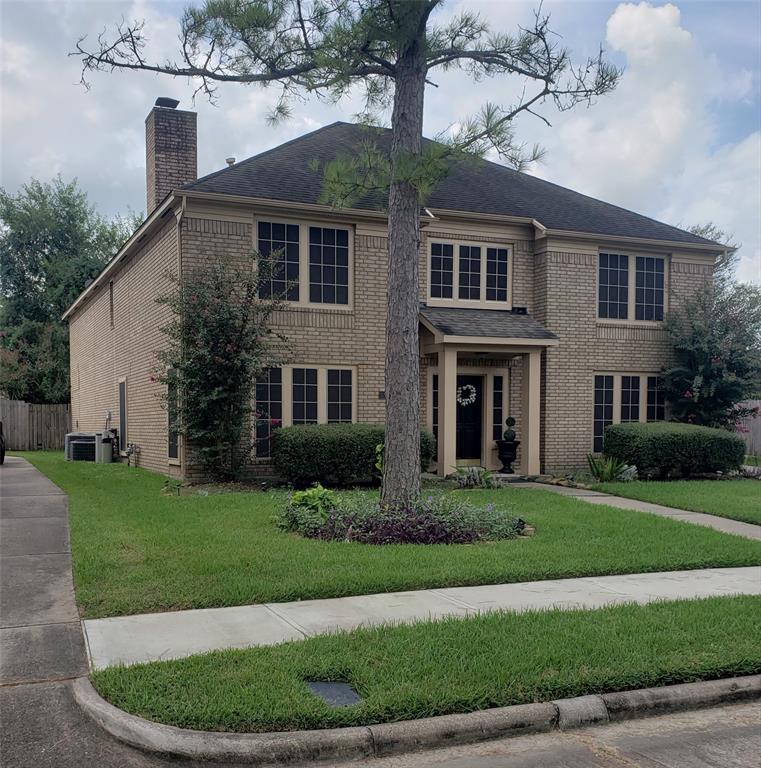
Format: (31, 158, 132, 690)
(73, 674, 761, 765)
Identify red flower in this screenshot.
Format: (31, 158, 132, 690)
(683, 389, 693, 399)
(149, 375, 156, 383)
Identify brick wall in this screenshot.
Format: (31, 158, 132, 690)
(69, 217, 180, 475)
(533, 246, 714, 472)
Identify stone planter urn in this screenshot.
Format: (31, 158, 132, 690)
(495, 416, 520, 474)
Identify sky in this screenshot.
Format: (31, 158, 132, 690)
(1, 0, 760, 283)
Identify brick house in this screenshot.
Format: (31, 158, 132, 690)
(64, 99, 723, 479)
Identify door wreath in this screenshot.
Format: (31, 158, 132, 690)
(456, 384, 478, 406)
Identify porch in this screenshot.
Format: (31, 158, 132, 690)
(419, 305, 558, 476)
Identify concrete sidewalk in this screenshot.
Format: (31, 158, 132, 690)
(84, 565, 761, 670)
(513, 482, 761, 540)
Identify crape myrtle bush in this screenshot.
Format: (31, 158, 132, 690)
(272, 424, 435, 487)
(603, 422, 745, 478)
(278, 490, 524, 545)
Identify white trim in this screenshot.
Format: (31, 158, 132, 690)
(254, 216, 354, 312)
(426, 237, 514, 309)
(275, 364, 357, 428)
(596, 249, 670, 325)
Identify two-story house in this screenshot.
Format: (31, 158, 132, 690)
(64, 99, 723, 479)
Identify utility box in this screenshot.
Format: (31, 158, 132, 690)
(94, 433, 113, 464)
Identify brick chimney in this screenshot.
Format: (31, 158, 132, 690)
(145, 97, 197, 213)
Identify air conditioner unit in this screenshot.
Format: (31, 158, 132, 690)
(71, 440, 96, 461)
(65, 432, 96, 461)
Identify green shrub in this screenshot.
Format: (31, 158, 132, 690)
(455, 466, 497, 489)
(278, 484, 340, 537)
(272, 424, 436, 487)
(277, 492, 524, 544)
(603, 422, 745, 478)
(586, 454, 632, 482)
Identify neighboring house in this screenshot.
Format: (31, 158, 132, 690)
(65, 99, 723, 479)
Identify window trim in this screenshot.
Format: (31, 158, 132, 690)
(118, 377, 127, 455)
(166, 367, 181, 465)
(254, 216, 354, 311)
(426, 238, 513, 309)
(591, 371, 667, 452)
(596, 249, 669, 325)
(253, 365, 357, 457)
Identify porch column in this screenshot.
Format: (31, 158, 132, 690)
(438, 345, 457, 476)
(520, 349, 542, 475)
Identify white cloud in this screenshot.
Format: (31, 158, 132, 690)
(527, 1, 760, 283)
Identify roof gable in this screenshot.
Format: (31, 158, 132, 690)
(186, 122, 717, 247)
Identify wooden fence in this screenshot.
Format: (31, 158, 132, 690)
(0, 399, 71, 450)
(736, 400, 761, 457)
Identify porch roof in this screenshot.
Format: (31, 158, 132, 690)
(419, 304, 558, 346)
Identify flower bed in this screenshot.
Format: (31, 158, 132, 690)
(277, 487, 525, 544)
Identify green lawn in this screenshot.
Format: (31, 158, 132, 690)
(92, 595, 761, 732)
(18, 452, 761, 619)
(594, 479, 761, 526)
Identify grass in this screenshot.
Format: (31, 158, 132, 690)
(18, 452, 761, 619)
(92, 595, 761, 732)
(593, 479, 761, 526)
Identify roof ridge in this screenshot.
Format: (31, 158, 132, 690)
(184, 121, 348, 189)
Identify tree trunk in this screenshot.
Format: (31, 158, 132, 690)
(381, 42, 427, 507)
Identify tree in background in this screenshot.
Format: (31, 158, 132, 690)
(663, 223, 761, 428)
(155, 253, 288, 481)
(76, 0, 619, 504)
(0, 178, 138, 402)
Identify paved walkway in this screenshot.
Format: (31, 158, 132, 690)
(0, 456, 179, 768)
(513, 482, 761, 540)
(84, 565, 761, 669)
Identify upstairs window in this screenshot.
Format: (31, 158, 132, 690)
(486, 248, 509, 302)
(598, 253, 629, 319)
(430, 243, 454, 298)
(599, 252, 666, 322)
(309, 226, 349, 305)
(458, 245, 481, 300)
(258, 222, 300, 301)
(635, 256, 665, 321)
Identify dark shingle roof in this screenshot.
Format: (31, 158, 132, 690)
(186, 122, 718, 247)
(420, 304, 557, 341)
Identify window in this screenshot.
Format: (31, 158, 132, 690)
(599, 252, 666, 322)
(118, 379, 127, 452)
(327, 369, 352, 423)
(258, 221, 300, 301)
(430, 243, 453, 298)
(308, 226, 349, 305)
(620, 375, 640, 422)
(635, 256, 665, 321)
(109, 281, 114, 327)
(598, 253, 629, 319)
(593, 375, 614, 452)
(486, 248, 509, 302)
(647, 376, 665, 421)
(292, 367, 318, 424)
(458, 245, 481, 300)
(255, 368, 282, 457)
(431, 374, 439, 459)
(492, 375, 504, 440)
(167, 369, 179, 460)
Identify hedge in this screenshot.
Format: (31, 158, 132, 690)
(603, 422, 745, 478)
(272, 424, 436, 487)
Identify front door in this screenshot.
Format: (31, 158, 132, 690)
(456, 375, 483, 464)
